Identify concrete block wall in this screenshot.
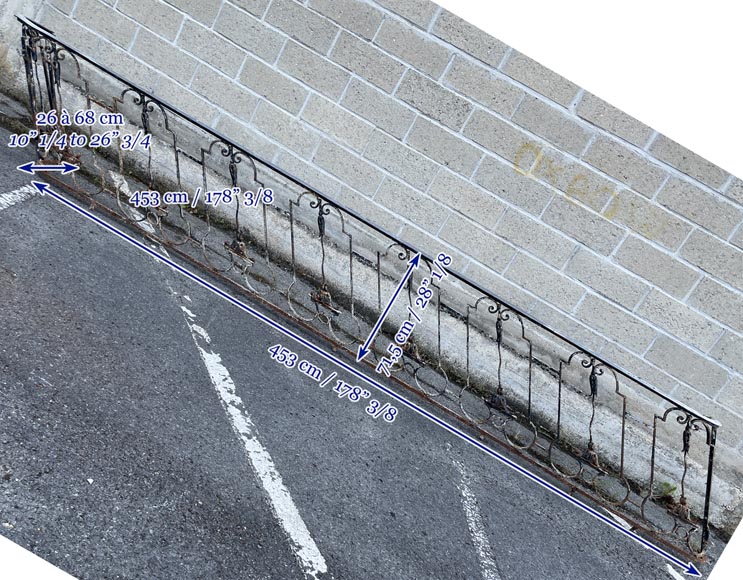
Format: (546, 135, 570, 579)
(1, 0, 741, 508)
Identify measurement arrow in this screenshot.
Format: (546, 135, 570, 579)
(18, 161, 79, 175)
(30, 181, 52, 196)
(356, 252, 420, 362)
(31, 181, 703, 578)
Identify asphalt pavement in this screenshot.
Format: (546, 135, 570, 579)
(0, 124, 718, 579)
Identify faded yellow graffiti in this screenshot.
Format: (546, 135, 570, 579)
(510, 141, 679, 245)
(512, 141, 542, 176)
(512, 141, 620, 211)
(603, 195, 665, 241)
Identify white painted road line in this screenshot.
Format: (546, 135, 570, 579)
(454, 459, 502, 580)
(603, 507, 633, 531)
(667, 563, 686, 580)
(179, 304, 329, 580)
(0, 185, 38, 211)
(109, 171, 162, 240)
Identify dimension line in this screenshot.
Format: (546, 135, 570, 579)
(17, 161, 78, 175)
(31, 181, 702, 578)
(356, 252, 420, 362)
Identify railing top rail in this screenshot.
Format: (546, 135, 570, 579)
(17, 15, 720, 428)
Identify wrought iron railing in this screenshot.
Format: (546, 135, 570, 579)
(16, 16, 719, 560)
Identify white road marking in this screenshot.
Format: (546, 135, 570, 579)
(180, 305, 196, 319)
(602, 508, 633, 531)
(179, 304, 328, 580)
(108, 171, 164, 248)
(666, 563, 686, 579)
(0, 185, 38, 211)
(454, 459, 502, 580)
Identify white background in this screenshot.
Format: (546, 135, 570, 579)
(438, 0, 743, 181)
(435, 2, 742, 578)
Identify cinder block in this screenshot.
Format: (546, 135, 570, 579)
(330, 31, 405, 93)
(531, 145, 618, 212)
(374, 178, 448, 234)
(473, 155, 553, 216)
(405, 117, 482, 177)
(505, 253, 585, 312)
(252, 102, 319, 159)
(576, 92, 653, 147)
(543, 197, 624, 256)
(266, 0, 339, 54)
(649, 135, 729, 190)
(603, 189, 692, 251)
(427, 170, 505, 231)
(680, 230, 743, 289)
(154, 76, 217, 125)
(657, 177, 742, 238)
(301, 94, 374, 152)
(273, 150, 342, 197)
(239, 54, 309, 115)
(278, 41, 350, 100)
(528, 301, 609, 355)
(710, 332, 743, 375)
(688, 278, 743, 333)
(646, 336, 729, 397)
(583, 136, 667, 197)
(717, 377, 743, 415)
(341, 79, 415, 139)
(637, 290, 723, 352)
(177, 20, 245, 78)
(364, 130, 438, 191)
(74, 0, 137, 49)
(496, 209, 576, 269)
(165, 0, 221, 26)
(37, 6, 101, 61)
(401, 224, 471, 268)
(215, 115, 279, 164)
(463, 262, 535, 312)
(432, 9, 508, 67)
(95, 41, 160, 91)
(513, 95, 592, 156)
(215, 3, 285, 63)
(191, 66, 258, 121)
(501, 51, 580, 107)
(463, 109, 536, 166)
(132, 29, 197, 86)
(231, 0, 270, 17)
(374, 0, 438, 29)
(674, 385, 741, 447)
(566, 248, 650, 309)
(575, 294, 656, 354)
(308, 0, 384, 40)
(724, 178, 743, 205)
(614, 236, 701, 299)
(440, 214, 516, 273)
(374, 19, 452, 78)
(600, 342, 680, 396)
(48, 0, 77, 15)
(442, 56, 523, 117)
(333, 186, 406, 235)
(313, 139, 383, 196)
(733, 226, 743, 251)
(118, 0, 182, 41)
(396, 71, 473, 131)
